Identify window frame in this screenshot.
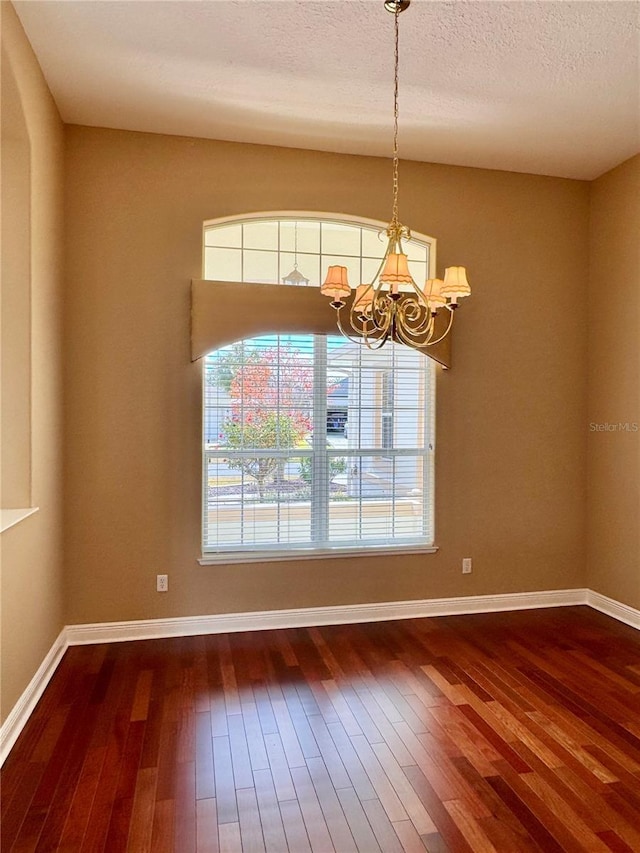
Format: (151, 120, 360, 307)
(201, 334, 437, 563)
(199, 213, 440, 564)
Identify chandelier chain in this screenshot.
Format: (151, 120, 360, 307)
(391, 3, 400, 229)
(319, 0, 471, 354)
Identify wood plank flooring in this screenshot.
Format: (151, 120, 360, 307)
(2, 606, 640, 852)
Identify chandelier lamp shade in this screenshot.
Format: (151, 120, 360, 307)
(321, 0, 471, 353)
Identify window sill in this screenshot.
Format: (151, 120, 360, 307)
(1, 507, 39, 533)
(199, 544, 439, 566)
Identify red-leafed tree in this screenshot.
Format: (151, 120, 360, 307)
(219, 344, 313, 499)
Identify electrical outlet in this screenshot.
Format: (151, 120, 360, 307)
(156, 574, 169, 592)
(462, 558, 472, 574)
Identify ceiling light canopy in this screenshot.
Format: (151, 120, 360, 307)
(321, 0, 471, 354)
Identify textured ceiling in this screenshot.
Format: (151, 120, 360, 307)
(13, 0, 640, 179)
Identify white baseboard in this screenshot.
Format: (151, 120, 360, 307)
(65, 588, 588, 645)
(0, 629, 68, 767)
(587, 589, 640, 630)
(3, 586, 638, 769)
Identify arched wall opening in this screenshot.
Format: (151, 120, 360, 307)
(1, 44, 32, 519)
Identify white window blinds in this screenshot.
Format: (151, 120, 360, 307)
(203, 334, 435, 555)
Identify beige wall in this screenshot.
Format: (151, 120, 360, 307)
(0, 3, 65, 722)
(587, 155, 640, 610)
(63, 125, 589, 624)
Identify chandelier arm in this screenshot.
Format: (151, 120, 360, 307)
(369, 297, 396, 334)
(418, 306, 455, 346)
(362, 300, 395, 348)
(392, 306, 435, 347)
(336, 305, 391, 350)
(395, 323, 433, 349)
(396, 298, 432, 334)
(393, 305, 454, 349)
(349, 242, 393, 325)
(364, 331, 392, 351)
(398, 294, 431, 328)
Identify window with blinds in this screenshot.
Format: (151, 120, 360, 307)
(203, 334, 435, 555)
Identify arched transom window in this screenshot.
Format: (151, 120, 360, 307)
(204, 214, 432, 289)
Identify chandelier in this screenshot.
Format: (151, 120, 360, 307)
(320, 0, 471, 353)
(282, 221, 310, 286)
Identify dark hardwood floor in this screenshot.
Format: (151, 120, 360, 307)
(2, 606, 640, 852)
